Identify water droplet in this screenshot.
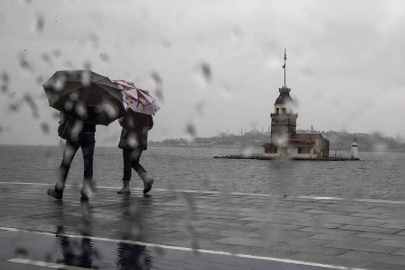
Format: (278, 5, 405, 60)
(52, 73, 67, 91)
(36, 75, 44, 85)
(1, 72, 9, 84)
(153, 246, 165, 257)
(64, 60, 74, 68)
(9, 103, 19, 112)
(161, 39, 171, 48)
(14, 247, 28, 257)
(194, 101, 207, 115)
(88, 33, 99, 49)
(185, 123, 197, 137)
(63, 100, 74, 111)
(192, 62, 212, 89)
(23, 94, 39, 118)
(231, 27, 244, 44)
(80, 70, 91, 85)
(18, 53, 34, 72)
(36, 14, 45, 33)
(150, 71, 162, 86)
(126, 133, 139, 148)
(302, 67, 314, 78)
(83, 61, 91, 71)
(52, 50, 62, 58)
(200, 62, 211, 82)
(96, 99, 119, 119)
(1, 84, 7, 93)
(150, 71, 164, 102)
(74, 103, 88, 118)
(41, 53, 51, 64)
(100, 53, 109, 62)
(41, 122, 50, 134)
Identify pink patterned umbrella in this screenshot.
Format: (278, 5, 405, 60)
(113, 80, 160, 116)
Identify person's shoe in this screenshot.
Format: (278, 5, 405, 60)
(117, 180, 131, 194)
(47, 187, 63, 200)
(139, 172, 154, 194)
(80, 182, 94, 201)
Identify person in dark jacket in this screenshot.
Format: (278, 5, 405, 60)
(117, 109, 154, 194)
(47, 112, 96, 201)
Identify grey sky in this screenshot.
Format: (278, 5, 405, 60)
(1, 0, 405, 145)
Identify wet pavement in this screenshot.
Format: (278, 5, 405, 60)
(1, 183, 405, 269)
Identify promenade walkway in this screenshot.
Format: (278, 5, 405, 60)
(1, 182, 405, 269)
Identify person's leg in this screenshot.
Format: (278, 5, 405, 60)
(130, 148, 145, 174)
(48, 140, 79, 199)
(80, 133, 95, 200)
(123, 149, 132, 181)
(130, 148, 153, 194)
(117, 149, 132, 194)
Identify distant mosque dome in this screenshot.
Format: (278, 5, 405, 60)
(248, 129, 262, 134)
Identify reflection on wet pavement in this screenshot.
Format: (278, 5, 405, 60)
(3, 183, 402, 269)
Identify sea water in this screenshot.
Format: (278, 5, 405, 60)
(1, 144, 404, 201)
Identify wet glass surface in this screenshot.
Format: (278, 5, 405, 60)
(1, 1, 405, 269)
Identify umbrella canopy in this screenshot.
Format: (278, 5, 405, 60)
(43, 70, 126, 125)
(113, 80, 160, 116)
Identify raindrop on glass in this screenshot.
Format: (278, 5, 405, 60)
(100, 53, 110, 62)
(185, 123, 197, 137)
(80, 70, 91, 86)
(41, 122, 50, 134)
(52, 50, 62, 58)
(36, 13, 45, 33)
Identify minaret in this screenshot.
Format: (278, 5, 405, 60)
(270, 49, 298, 145)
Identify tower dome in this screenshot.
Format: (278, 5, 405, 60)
(275, 86, 294, 105)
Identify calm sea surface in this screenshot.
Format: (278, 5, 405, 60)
(1, 144, 404, 201)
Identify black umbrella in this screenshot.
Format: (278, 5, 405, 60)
(43, 70, 126, 126)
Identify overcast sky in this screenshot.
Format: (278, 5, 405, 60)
(1, 0, 405, 146)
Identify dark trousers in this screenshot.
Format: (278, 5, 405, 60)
(122, 148, 146, 181)
(59, 132, 96, 185)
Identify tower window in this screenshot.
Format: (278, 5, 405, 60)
(276, 108, 279, 114)
(298, 147, 311, 154)
(265, 147, 278, 153)
(282, 108, 286, 114)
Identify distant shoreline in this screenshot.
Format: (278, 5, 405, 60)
(1, 144, 404, 153)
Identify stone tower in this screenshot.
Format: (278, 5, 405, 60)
(270, 49, 298, 145)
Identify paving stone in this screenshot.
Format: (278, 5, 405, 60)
(310, 233, 379, 243)
(390, 248, 405, 256)
(287, 253, 370, 268)
(396, 230, 405, 235)
(372, 239, 405, 249)
(339, 224, 402, 234)
(339, 250, 405, 266)
(214, 237, 270, 248)
(362, 261, 405, 270)
(298, 226, 358, 236)
(377, 223, 405, 229)
(355, 232, 405, 241)
(4, 183, 405, 269)
(280, 243, 349, 256)
(324, 240, 398, 254)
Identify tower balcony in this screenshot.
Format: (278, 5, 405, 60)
(271, 113, 298, 119)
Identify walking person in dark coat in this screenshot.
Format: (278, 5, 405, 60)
(117, 109, 154, 194)
(47, 112, 96, 201)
